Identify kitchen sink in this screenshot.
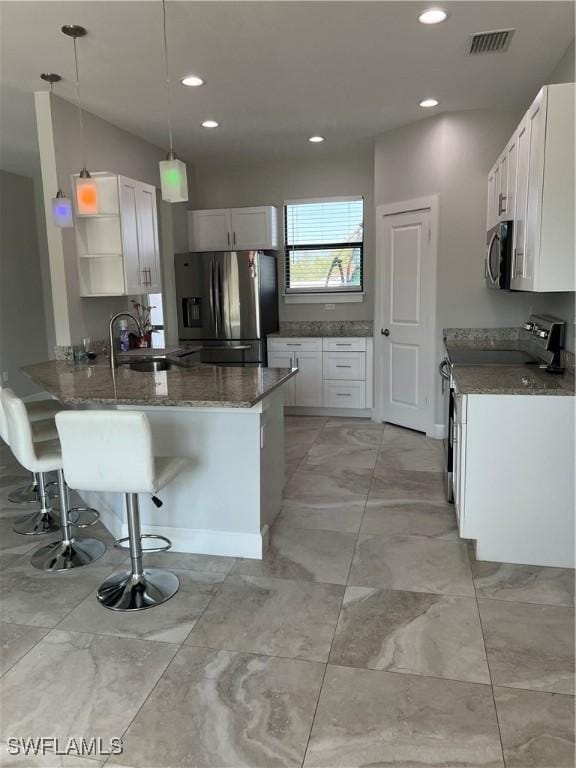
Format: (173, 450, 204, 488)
(129, 359, 174, 372)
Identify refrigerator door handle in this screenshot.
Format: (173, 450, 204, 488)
(209, 258, 219, 336)
(216, 261, 226, 337)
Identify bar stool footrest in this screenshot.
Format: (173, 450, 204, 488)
(114, 533, 172, 554)
(67, 507, 100, 528)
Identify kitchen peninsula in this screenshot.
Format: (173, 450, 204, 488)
(23, 358, 297, 558)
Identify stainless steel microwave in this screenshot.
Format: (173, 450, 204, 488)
(485, 221, 513, 290)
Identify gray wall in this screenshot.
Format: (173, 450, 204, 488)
(193, 146, 374, 322)
(0, 170, 49, 395)
(43, 93, 192, 346)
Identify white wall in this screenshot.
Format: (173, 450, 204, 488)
(193, 146, 374, 322)
(35, 92, 192, 348)
(0, 170, 49, 395)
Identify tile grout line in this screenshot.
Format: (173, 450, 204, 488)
(470, 547, 509, 768)
(301, 417, 385, 766)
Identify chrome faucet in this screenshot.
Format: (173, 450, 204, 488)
(108, 312, 144, 370)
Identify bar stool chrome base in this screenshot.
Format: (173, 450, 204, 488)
(13, 509, 59, 535)
(31, 537, 106, 572)
(7, 482, 38, 504)
(97, 568, 179, 611)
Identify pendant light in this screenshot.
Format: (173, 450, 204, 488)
(158, 0, 188, 203)
(42, 73, 74, 228)
(62, 24, 99, 215)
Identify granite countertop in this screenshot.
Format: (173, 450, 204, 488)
(444, 340, 575, 396)
(450, 364, 574, 396)
(22, 359, 297, 409)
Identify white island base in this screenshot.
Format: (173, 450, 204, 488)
(80, 389, 285, 559)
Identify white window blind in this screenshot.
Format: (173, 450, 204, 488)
(284, 197, 364, 293)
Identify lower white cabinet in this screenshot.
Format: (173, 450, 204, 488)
(452, 389, 574, 568)
(323, 380, 366, 409)
(268, 336, 373, 412)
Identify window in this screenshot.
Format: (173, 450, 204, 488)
(284, 197, 364, 294)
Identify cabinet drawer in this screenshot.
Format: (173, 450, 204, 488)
(323, 352, 365, 380)
(323, 337, 366, 352)
(323, 380, 366, 409)
(268, 337, 322, 352)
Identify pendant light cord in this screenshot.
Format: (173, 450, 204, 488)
(72, 34, 87, 170)
(161, 0, 174, 155)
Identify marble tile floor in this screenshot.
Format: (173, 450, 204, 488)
(0, 419, 574, 768)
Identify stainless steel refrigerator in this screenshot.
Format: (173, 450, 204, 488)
(175, 251, 279, 365)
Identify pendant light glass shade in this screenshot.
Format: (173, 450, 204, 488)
(51, 191, 74, 228)
(76, 175, 99, 215)
(160, 156, 188, 203)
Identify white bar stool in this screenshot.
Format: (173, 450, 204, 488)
(1, 389, 106, 570)
(56, 410, 187, 611)
(0, 386, 62, 505)
(0, 388, 60, 535)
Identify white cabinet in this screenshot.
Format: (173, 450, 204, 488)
(450, 390, 574, 568)
(188, 206, 278, 252)
(487, 83, 575, 292)
(267, 339, 322, 407)
(73, 172, 161, 297)
(268, 336, 373, 412)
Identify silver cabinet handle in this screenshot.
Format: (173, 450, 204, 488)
(286, 343, 302, 347)
(336, 393, 352, 397)
(295, 356, 299, 367)
(336, 365, 352, 368)
(227, 232, 230, 246)
(233, 231, 236, 246)
(335, 343, 352, 346)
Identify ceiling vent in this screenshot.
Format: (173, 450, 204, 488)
(468, 29, 515, 55)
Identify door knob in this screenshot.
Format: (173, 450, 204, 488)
(381, 328, 390, 336)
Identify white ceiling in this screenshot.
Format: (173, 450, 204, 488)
(1, 1, 573, 176)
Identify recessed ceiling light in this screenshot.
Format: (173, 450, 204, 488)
(419, 98, 439, 108)
(180, 75, 204, 87)
(309, 135, 325, 143)
(418, 8, 448, 24)
(201, 120, 219, 128)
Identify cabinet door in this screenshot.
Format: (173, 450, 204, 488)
(504, 135, 517, 222)
(510, 116, 530, 288)
(486, 167, 495, 230)
(188, 210, 231, 251)
(293, 350, 323, 407)
(136, 184, 161, 292)
(230, 207, 277, 250)
(523, 88, 547, 291)
(119, 177, 142, 294)
(268, 351, 295, 406)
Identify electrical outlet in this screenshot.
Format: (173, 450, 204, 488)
(1, 371, 8, 383)
(324, 303, 336, 310)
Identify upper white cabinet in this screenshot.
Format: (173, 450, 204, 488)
(73, 172, 161, 297)
(188, 206, 278, 251)
(486, 83, 575, 292)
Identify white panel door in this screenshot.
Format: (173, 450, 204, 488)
(379, 209, 433, 432)
(268, 351, 295, 406)
(136, 184, 161, 292)
(188, 210, 232, 251)
(230, 207, 275, 249)
(293, 350, 323, 407)
(119, 177, 142, 294)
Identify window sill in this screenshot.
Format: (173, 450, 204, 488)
(283, 292, 365, 304)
